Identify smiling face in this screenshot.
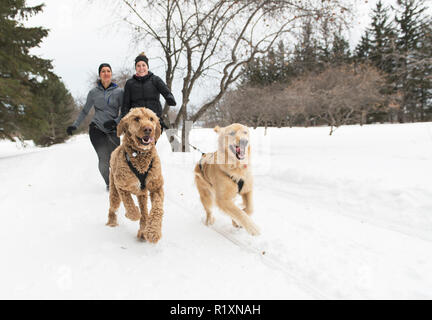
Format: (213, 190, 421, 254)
(215, 123, 250, 163)
(117, 108, 161, 151)
(135, 61, 148, 77)
(99, 66, 112, 85)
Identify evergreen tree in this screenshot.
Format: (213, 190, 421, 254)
(393, 0, 429, 122)
(413, 19, 432, 121)
(356, 1, 397, 123)
(330, 32, 351, 66)
(21, 75, 75, 146)
(0, 0, 52, 140)
(355, 31, 372, 60)
(241, 56, 266, 86)
(292, 18, 320, 74)
(241, 41, 295, 86)
(369, 0, 396, 74)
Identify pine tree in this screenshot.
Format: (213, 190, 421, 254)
(0, 0, 52, 140)
(393, 0, 429, 122)
(355, 1, 398, 123)
(355, 31, 372, 60)
(241, 41, 295, 86)
(241, 56, 266, 86)
(293, 18, 320, 75)
(413, 19, 432, 121)
(369, 0, 396, 74)
(330, 32, 351, 66)
(21, 75, 75, 146)
(275, 41, 295, 84)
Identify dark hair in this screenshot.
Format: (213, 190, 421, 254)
(98, 63, 112, 75)
(135, 52, 149, 68)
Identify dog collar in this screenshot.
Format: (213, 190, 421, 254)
(126, 148, 142, 158)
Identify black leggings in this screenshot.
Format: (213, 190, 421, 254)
(89, 123, 120, 186)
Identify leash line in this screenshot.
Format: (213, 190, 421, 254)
(171, 131, 206, 155)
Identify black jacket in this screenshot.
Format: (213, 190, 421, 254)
(121, 72, 176, 120)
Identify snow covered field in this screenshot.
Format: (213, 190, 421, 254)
(1, 122, 432, 299)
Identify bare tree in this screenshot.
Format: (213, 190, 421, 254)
(110, 0, 352, 150)
(203, 63, 392, 135)
(286, 64, 391, 134)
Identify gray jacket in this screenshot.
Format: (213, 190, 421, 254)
(73, 82, 123, 133)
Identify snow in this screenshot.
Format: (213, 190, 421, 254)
(1, 122, 432, 299)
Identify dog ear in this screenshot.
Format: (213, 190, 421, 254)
(117, 115, 129, 137)
(214, 125, 221, 133)
(155, 117, 162, 142)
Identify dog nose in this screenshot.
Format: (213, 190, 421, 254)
(143, 126, 153, 135)
(239, 138, 248, 147)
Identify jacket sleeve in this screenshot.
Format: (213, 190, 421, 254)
(154, 76, 176, 106)
(72, 90, 94, 128)
(121, 81, 131, 119)
(115, 88, 124, 124)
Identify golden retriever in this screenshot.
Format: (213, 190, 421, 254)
(194, 123, 260, 236)
(106, 107, 164, 243)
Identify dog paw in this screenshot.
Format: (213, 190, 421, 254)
(232, 219, 242, 228)
(106, 216, 118, 227)
(137, 229, 146, 241)
(125, 206, 141, 221)
(246, 223, 260, 236)
(205, 216, 215, 226)
(106, 221, 119, 227)
(144, 226, 162, 243)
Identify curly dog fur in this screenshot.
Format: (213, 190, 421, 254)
(194, 124, 259, 236)
(106, 107, 164, 243)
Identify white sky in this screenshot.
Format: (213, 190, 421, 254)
(25, 0, 430, 104)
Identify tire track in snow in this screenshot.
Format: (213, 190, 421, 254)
(258, 175, 432, 243)
(0, 149, 45, 160)
(164, 190, 331, 300)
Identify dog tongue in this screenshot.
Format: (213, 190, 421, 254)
(236, 146, 241, 153)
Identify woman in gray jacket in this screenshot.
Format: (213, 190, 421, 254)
(67, 63, 123, 190)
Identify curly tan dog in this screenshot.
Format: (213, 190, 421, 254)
(106, 107, 164, 243)
(194, 124, 260, 236)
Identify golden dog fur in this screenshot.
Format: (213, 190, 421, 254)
(194, 123, 260, 236)
(106, 107, 164, 243)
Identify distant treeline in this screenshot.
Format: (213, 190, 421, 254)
(201, 0, 431, 132)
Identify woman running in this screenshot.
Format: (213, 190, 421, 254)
(67, 63, 123, 190)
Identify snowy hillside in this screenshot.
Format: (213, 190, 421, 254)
(1, 123, 432, 299)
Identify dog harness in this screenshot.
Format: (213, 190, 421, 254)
(227, 174, 244, 194)
(198, 158, 244, 193)
(125, 151, 153, 190)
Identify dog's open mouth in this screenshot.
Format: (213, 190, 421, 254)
(138, 136, 153, 146)
(230, 145, 245, 160)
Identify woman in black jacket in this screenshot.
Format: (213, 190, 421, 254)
(119, 52, 176, 128)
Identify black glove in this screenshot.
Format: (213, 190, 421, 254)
(103, 120, 117, 131)
(159, 118, 168, 130)
(166, 97, 176, 106)
(66, 125, 76, 136)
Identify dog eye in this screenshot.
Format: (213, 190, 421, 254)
(229, 131, 235, 136)
(149, 117, 153, 121)
(134, 117, 140, 122)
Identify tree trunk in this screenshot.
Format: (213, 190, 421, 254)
(360, 110, 367, 126)
(181, 108, 186, 152)
(181, 112, 191, 153)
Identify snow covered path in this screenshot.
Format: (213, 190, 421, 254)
(1, 123, 432, 299)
